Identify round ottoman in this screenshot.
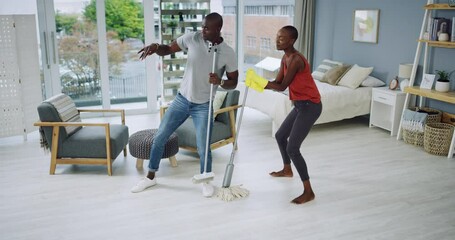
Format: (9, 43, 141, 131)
(129, 129, 179, 168)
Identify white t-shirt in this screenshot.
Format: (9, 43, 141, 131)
(176, 31, 237, 104)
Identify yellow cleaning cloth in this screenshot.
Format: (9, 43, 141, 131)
(245, 68, 269, 93)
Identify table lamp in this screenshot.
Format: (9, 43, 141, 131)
(399, 63, 413, 92)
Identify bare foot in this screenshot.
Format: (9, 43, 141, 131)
(269, 169, 293, 177)
(291, 191, 315, 204)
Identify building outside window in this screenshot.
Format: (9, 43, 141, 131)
(260, 37, 271, 50)
(247, 36, 256, 49)
(222, 0, 295, 78)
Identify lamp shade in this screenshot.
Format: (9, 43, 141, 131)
(399, 63, 413, 79)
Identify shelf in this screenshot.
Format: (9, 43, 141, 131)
(162, 21, 202, 29)
(159, 0, 209, 101)
(163, 70, 185, 77)
(162, 58, 187, 64)
(161, 9, 209, 16)
(418, 40, 455, 48)
(404, 86, 455, 104)
(425, 4, 455, 10)
(163, 80, 181, 88)
(161, 0, 209, 3)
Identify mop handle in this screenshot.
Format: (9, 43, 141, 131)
(228, 85, 248, 165)
(203, 47, 217, 174)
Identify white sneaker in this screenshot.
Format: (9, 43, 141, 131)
(202, 182, 215, 197)
(131, 177, 157, 193)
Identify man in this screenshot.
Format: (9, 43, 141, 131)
(131, 13, 238, 197)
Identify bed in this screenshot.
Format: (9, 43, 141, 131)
(238, 59, 385, 135)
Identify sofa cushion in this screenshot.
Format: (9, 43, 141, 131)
(175, 119, 230, 149)
(213, 91, 227, 118)
(59, 124, 129, 159)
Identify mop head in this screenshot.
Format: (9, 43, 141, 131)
(215, 185, 249, 202)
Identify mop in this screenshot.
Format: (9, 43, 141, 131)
(216, 84, 250, 202)
(192, 43, 217, 184)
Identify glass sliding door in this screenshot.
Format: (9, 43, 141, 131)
(37, 0, 159, 113)
(102, 0, 148, 110)
(53, 0, 102, 107)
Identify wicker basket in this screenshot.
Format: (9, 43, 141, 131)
(424, 123, 454, 156)
(402, 107, 442, 147)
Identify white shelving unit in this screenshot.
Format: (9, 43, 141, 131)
(159, 0, 210, 102)
(397, 1, 455, 158)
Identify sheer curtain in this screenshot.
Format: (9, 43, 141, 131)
(294, 0, 315, 66)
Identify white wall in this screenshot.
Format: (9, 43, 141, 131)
(0, 0, 37, 15)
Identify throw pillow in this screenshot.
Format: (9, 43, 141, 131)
(360, 76, 386, 87)
(321, 64, 352, 85)
(337, 64, 374, 89)
(212, 91, 228, 118)
(311, 59, 343, 81)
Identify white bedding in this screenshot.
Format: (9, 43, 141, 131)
(238, 81, 373, 135)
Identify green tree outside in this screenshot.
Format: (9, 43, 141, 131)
(84, 0, 144, 42)
(55, 1, 136, 99)
(55, 11, 78, 35)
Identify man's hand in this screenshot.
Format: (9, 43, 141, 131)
(245, 68, 268, 93)
(138, 43, 159, 60)
(209, 73, 221, 85)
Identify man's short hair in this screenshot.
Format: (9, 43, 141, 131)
(205, 12, 223, 28)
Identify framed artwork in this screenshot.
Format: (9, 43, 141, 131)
(353, 9, 380, 43)
(420, 74, 435, 90)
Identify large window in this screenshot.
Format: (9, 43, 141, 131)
(37, 0, 159, 113)
(54, 0, 102, 106)
(223, 0, 295, 79)
(36, 0, 294, 112)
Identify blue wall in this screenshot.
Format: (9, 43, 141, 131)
(313, 0, 455, 113)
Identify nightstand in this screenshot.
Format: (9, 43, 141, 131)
(370, 87, 406, 136)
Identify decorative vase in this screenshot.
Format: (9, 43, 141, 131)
(435, 80, 450, 92)
(438, 33, 449, 41)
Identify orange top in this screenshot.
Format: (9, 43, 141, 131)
(283, 53, 321, 103)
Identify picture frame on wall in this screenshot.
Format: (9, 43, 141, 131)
(420, 73, 435, 90)
(353, 9, 380, 43)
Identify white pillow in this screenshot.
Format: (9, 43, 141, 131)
(337, 64, 374, 89)
(311, 59, 343, 81)
(361, 76, 386, 87)
(212, 91, 227, 118)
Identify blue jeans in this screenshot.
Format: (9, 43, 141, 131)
(148, 93, 213, 173)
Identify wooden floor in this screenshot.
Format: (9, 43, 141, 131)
(1, 108, 454, 240)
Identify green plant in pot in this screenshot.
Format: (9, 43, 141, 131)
(434, 70, 453, 92)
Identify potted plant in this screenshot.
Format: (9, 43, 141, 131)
(434, 70, 453, 92)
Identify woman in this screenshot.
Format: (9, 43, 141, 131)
(249, 25, 322, 204)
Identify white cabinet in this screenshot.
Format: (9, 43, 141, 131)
(370, 87, 406, 136)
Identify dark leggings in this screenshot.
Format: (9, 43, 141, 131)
(275, 100, 322, 182)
